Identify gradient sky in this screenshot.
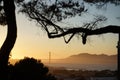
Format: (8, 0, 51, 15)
(0, 2, 120, 59)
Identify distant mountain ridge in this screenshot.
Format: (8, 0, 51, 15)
(10, 53, 117, 65)
(69, 53, 116, 58)
(63, 53, 117, 64)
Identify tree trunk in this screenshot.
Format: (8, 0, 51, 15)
(0, 0, 17, 79)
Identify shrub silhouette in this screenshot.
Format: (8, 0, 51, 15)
(11, 57, 56, 80)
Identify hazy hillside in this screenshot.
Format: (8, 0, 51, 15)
(61, 53, 117, 64)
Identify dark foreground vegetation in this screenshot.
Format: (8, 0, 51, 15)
(51, 68, 117, 77)
(8, 57, 117, 80)
(49, 67, 117, 80)
(8, 57, 57, 80)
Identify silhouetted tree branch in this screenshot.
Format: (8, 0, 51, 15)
(47, 25, 120, 43)
(17, 0, 120, 44)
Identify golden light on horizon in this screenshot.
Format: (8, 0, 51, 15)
(10, 33, 118, 59)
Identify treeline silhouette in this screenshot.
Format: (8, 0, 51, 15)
(8, 57, 57, 80)
(50, 68, 117, 80)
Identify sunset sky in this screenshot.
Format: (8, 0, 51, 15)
(0, 2, 120, 59)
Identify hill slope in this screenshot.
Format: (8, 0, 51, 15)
(61, 53, 117, 64)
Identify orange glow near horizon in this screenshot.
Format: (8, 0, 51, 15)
(10, 32, 118, 59)
(0, 25, 118, 60)
(0, 18, 118, 59)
